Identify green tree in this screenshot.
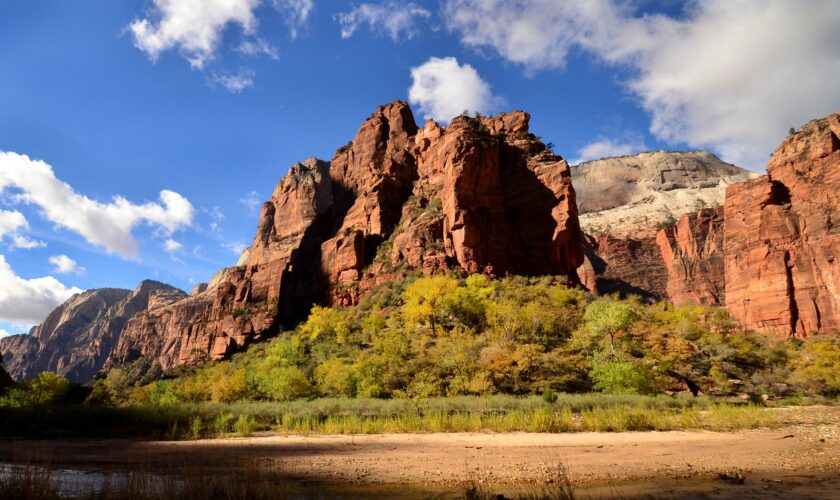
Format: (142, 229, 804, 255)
(255, 366, 311, 401)
(580, 300, 639, 354)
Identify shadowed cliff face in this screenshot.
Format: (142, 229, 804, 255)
(105, 102, 585, 372)
(0, 281, 185, 383)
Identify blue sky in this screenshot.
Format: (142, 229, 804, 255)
(2, 0, 839, 334)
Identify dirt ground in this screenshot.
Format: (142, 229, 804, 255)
(2, 407, 839, 498)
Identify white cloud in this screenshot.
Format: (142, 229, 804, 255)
(240, 191, 261, 213)
(274, 0, 314, 39)
(164, 238, 183, 252)
(0, 255, 82, 325)
(12, 235, 46, 250)
(443, 0, 840, 169)
(0, 329, 9, 338)
(128, 0, 262, 69)
(128, 0, 312, 68)
(237, 37, 279, 59)
(210, 67, 256, 93)
(48, 254, 85, 275)
(408, 56, 501, 123)
(0, 210, 46, 250)
(570, 137, 647, 165)
(223, 241, 248, 255)
(338, 1, 431, 41)
(0, 210, 27, 238)
(0, 152, 194, 259)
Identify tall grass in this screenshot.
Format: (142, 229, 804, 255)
(0, 394, 786, 440)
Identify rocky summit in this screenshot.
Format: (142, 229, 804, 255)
(103, 102, 584, 372)
(573, 150, 756, 238)
(3, 103, 840, 383)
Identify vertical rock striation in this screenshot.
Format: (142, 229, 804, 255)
(657, 207, 726, 306)
(724, 111, 840, 337)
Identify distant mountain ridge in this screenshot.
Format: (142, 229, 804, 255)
(573, 150, 757, 237)
(0, 280, 185, 383)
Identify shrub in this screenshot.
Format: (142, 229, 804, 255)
(541, 388, 558, 403)
(590, 360, 655, 395)
(255, 366, 311, 401)
(234, 415, 256, 437)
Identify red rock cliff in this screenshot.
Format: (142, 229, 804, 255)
(724, 111, 840, 337)
(107, 103, 585, 371)
(657, 207, 726, 306)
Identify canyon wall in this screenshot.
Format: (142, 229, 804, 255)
(723, 111, 840, 337)
(107, 102, 585, 371)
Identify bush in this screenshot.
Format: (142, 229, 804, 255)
(541, 388, 558, 403)
(255, 366, 310, 401)
(590, 360, 655, 395)
(234, 414, 256, 437)
(0, 372, 70, 407)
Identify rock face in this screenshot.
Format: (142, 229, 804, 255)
(0, 281, 185, 383)
(573, 151, 748, 300)
(657, 207, 726, 306)
(724, 111, 840, 337)
(573, 151, 755, 237)
(578, 233, 668, 301)
(390, 112, 582, 278)
(108, 102, 585, 371)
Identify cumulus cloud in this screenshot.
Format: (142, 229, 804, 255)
(128, 0, 262, 69)
(0, 255, 82, 325)
(443, 0, 840, 169)
(0, 210, 27, 238)
(12, 235, 46, 250)
(338, 1, 431, 41)
(210, 67, 256, 93)
(570, 137, 647, 165)
(0, 209, 44, 249)
(0, 152, 194, 259)
(48, 255, 85, 275)
(128, 0, 312, 68)
(408, 57, 501, 123)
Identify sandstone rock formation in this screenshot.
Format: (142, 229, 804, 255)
(578, 233, 668, 301)
(657, 207, 726, 306)
(0, 281, 185, 383)
(106, 103, 585, 371)
(724, 111, 840, 337)
(573, 151, 755, 237)
(573, 151, 748, 300)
